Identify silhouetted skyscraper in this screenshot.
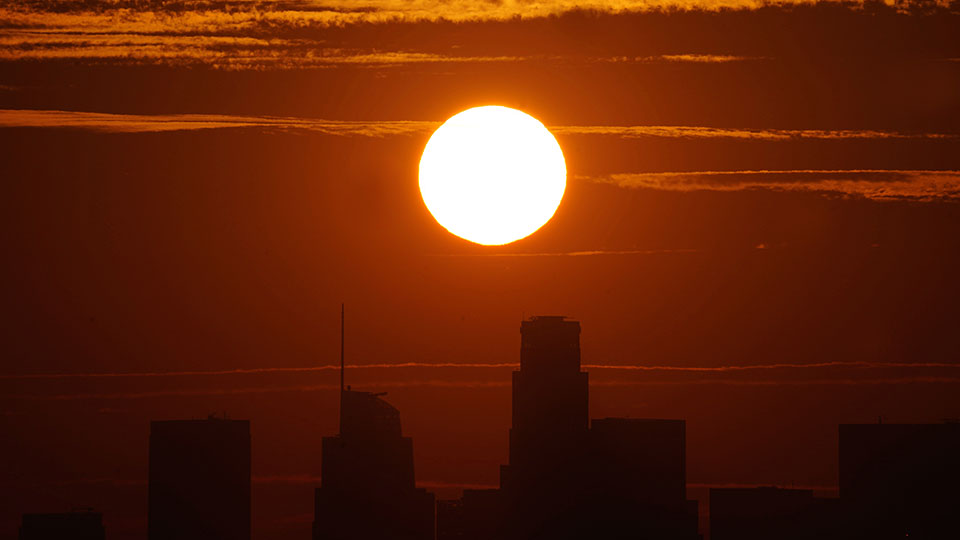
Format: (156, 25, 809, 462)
(313, 389, 435, 540)
(498, 316, 590, 539)
(313, 306, 434, 540)
(503, 315, 589, 490)
(839, 422, 960, 539)
(148, 417, 251, 540)
(451, 316, 699, 540)
(19, 510, 105, 540)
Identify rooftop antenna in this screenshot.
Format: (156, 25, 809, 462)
(338, 303, 346, 435)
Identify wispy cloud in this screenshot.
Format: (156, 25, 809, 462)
(12, 360, 960, 381)
(0, 380, 511, 401)
(0, 109, 439, 135)
(1, 3, 771, 68)
(552, 125, 957, 140)
(4, 110, 955, 143)
(583, 170, 960, 202)
(592, 376, 960, 387)
(0, 363, 517, 380)
(0, 34, 767, 66)
(430, 249, 699, 258)
(1, 2, 954, 67)
(651, 54, 767, 63)
(0, 32, 526, 66)
(4, 360, 959, 381)
(5, 375, 960, 401)
(0, 2, 828, 31)
(588, 361, 960, 372)
(688, 482, 838, 492)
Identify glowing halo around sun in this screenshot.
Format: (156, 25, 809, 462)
(418, 106, 567, 246)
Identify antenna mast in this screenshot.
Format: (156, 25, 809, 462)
(338, 303, 345, 435)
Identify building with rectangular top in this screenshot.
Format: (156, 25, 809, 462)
(710, 487, 840, 540)
(587, 418, 697, 539)
(148, 416, 251, 540)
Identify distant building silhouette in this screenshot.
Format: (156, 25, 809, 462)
(587, 418, 699, 539)
(839, 422, 960, 539)
(449, 316, 699, 540)
(710, 487, 839, 540)
(313, 305, 435, 540)
(499, 316, 590, 539)
(19, 510, 105, 540)
(23, 313, 960, 540)
(148, 416, 251, 540)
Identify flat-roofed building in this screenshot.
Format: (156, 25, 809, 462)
(710, 487, 840, 540)
(148, 416, 251, 540)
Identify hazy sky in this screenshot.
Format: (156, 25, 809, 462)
(2, 1, 959, 538)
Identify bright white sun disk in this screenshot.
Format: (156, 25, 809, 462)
(418, 106, 567, 246)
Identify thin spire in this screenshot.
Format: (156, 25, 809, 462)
(339, 303, 345, 435)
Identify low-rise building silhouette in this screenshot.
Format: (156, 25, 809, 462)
(148, 416, 251, 540)
(19, 510, 105, 540)
(588, 418, 698, 539)
(839, 421, 960, 539)
(710, 487, 839, 540)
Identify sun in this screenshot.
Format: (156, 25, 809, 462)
(419, 106, 567, 246)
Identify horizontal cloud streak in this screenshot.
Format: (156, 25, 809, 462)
(0, 33, 767, 66)
(586, 361, 960, 372)
(3, 360, 958, 380)
(431, 249, 700, 258)
(3, 110, 955, 143)
(0, 1, 822, 18)
(584, 170, 960, 202)
(656, 54, 764, 63)
(593, 377, 960, 386)
(688, 482, 838, 492)
(0, 381, 510, 401)
(0, 2, 955, 71)
(552, 125, 957, 140)
(0, 109, 439, 135)
(0, 363, 517, 380)
(0, 33, 527, 66)
(5, 376, 960, 401)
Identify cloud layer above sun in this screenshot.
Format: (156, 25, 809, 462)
(1, 1, 957, 67)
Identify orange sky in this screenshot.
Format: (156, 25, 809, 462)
(2, 1, 960, 539)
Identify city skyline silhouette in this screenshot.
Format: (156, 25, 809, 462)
(13, 314, 960, 540)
